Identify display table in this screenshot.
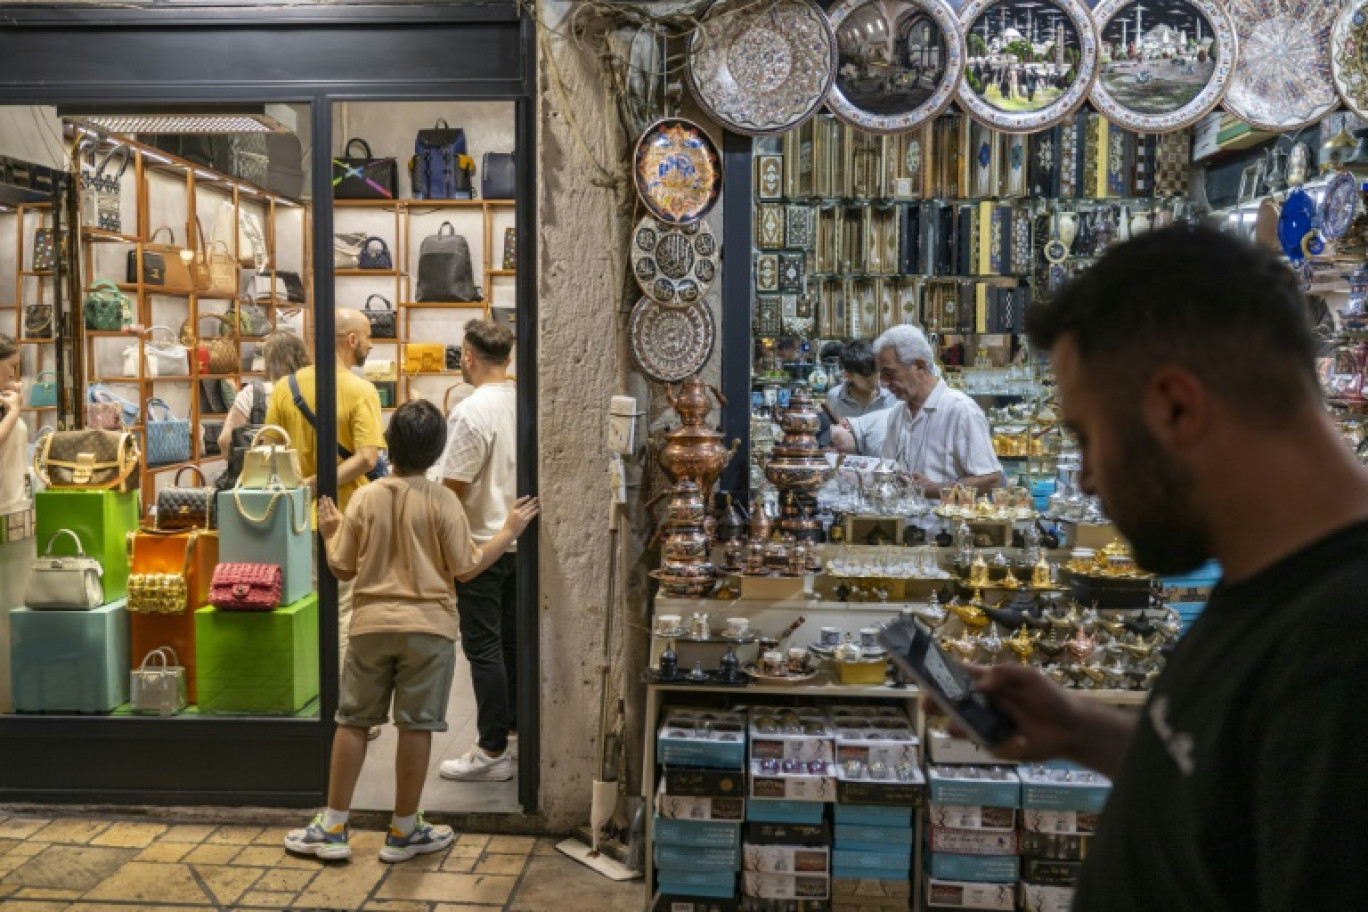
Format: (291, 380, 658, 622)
(34, 489, 140, 602)
(11, 600, 130, 713)
(195, 594, 319, 715)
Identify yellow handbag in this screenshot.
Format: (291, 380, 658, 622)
(239, 425, 305, 489)
(403, 343, 446, 374)
(364, 359, 398, 382)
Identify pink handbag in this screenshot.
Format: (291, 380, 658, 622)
(208, 562, 282, 611)
(85, 391, 125, 430)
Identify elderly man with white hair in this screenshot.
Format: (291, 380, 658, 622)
(833, 325, 1004, 493)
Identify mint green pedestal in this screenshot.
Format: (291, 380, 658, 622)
(195, 595, 319, 715)
(35, 490, 141, 602)
(11, 600, 130, 713)
(216, 489, 313, 605)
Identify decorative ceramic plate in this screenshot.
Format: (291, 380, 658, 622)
(633, 118, 723, 225)
(825, 0, 966, 134)
(1223, 0, 1339, 132)
(687, 0, 838, 136)
(1333, 1, 1368, 120)
(1278, 188, 1318, 261)
(1322, 170, 1360, 240)
(955, 0, 1100, 133)
(629, 297, 716, 383)
(1089, 0, 1237, 133)
(631, 216, 720, 308)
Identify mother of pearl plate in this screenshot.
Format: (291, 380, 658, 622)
(1223, 0, 1339, 132)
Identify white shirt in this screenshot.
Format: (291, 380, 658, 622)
(826, 382, 897, 421)
(440, 380, 516, 545)
(0, 413, 28, 516)
(878, 381, 1002, 485)
(846, 409, 893, 458)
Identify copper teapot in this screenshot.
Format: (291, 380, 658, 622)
(665, 376, 724, 427)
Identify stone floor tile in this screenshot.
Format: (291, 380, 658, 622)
(532, 839, 559, 856)
(161, 825, 219, 844)
(473, 854, 526, 876)
(0, 820, 49, 841)
(447, 844, 483, 860)
(363, 901, 430, 912)
(0, 901, 66, 911)
(440, 855, 476, 874)
(182, 844, 240, 866)
(207, 826, 263, 846)
(8, 892, 77, 902)
(455, 834, 489, 848)
(4, 845, 45, 859)
(434, 906, 506, 912)
(505, 854, 643, 912)
(289, 852, 387, 909)
(251, 828, 291, 847)
(194, 865, 265, 906)
(393, 852, 445, 874)
(63, 905, 209, 912)
(485, 836, 536, 855)
(232, 846, 286, 867)
(0, 841, 17, 858)
(81, 862, 212, 905)
(28, 821, 108, 846)
(0, 846, 138, 892)
(135, 842, 193, 863)
(238, 891, 296, 909)
(254, 869, 315, 894)
(377, 872, 517, 905)
(89, 822, 166, 849)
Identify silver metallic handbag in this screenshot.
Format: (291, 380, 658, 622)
(25, 529, 104, 609)
(130, 647, 188, 716)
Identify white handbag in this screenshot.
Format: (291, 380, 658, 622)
(122, 346, 140, 378)
(334, 231, 365, 269)
(276, 307, 306, 337)
(130, 647, 188, 716)
(240, 212, 269, 271)
(25, 529, 104, 609)
(363, 360, 398, 382)
(144, 325, 190, 378)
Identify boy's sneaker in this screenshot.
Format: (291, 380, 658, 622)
(380, 812, 456, 863)
(439, 745, 514, 782)
(284, 814, 351, 861)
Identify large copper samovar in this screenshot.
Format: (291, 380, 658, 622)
(658, 376, 738, 499)
(764, 386, 831, 541)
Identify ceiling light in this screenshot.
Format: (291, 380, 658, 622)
(59, 106, 292, 135)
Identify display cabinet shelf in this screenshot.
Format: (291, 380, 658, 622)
(20, 270, 53, 277)
(399, 300, 488, 310)
(81, 227, 146, 244)
(20, 339, 56, 345)
(336, 269, 401, 277)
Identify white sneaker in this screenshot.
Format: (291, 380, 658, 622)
(508, 731, 519, 760)
(440, 745, 514, 782)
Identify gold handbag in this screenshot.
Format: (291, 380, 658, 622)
(363, 359, 398, 382)
(403, 342, 446, 374)
(126, 530, 200, 615)
(239, 424, 304, 489)
(34, 430, 141, 492)
(182, 313, 239, 376)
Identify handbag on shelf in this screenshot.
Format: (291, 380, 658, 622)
(88, 384, 140, 427)
(34, 429, 140, 492)
(25, 529, 104, 610)
(23, 303, 53, 339)
(95, 146, 131, 234)
(224, 300, 272, 338)
(202, 423, 224, 457)
(239, 211, 269, 270)
(334, 231, 366, 269)
(144, 325, 190, 377)
(239, 424, 304, 490)
(127, 530, 203, 615)
(278, 271, 306, 304)
(187, 220, 212, 293)
(85, 391, 125, 430)
(156, 465, 217, 531)
(276, 307, 306, 337)
(145, 398, 191, 467)
(333, 137, 398, 200)
(130, 647, 188, 716)
(126, 228, 167, 287)
(358, 237, 393, 271)
(29, 371, 57, 408)
(375, 381, 395, 408)
(363, 359, 398, 382)
(363, 294, 397, 339)
(415, 222, 480, 303)
(410, 120, 475, 200)
(185, 314, 238, 376)
(445, 345, 461, 371)
(208, 239, 238, 296)
(32, 228, 56, 271)
(482, 151, 516, 200)
(209, 562, 283, 611)
(403, 342, 446, 374)
(199, 379, 226, 415)
(215, 381, 267, 491)
(138, 227, 195, 290)
(85, 280, 131, 331)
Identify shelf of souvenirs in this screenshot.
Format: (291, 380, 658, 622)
(768, 195, 1176, 210)
(1207, 171, 1352, 218)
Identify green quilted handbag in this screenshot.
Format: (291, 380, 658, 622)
(83, 280, 128, 331)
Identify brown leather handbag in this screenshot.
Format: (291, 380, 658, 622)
(182, 313, 238, 376)
(33, 429, 141, 492)
(141, 227, 195, 291)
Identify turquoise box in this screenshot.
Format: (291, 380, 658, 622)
(654, 843, 741, 872)
(653, 816, 742, 849)
(195, 594, 319, 715)
(216, 488, 313, 605)
(746, 800, 826, 825)
(833, 804, 914, 828)
(34, 489, 140, 602)
(11, 600, 129, 713)
(926, 853, 1021, 884)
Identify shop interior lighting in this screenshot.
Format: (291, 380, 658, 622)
(60, 107, 291, 135)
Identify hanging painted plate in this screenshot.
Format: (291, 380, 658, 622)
(629, 297, 716, 384)
(1088, 0, 1237, 133)
(1334, 0, 1368, 121)
(631, 216, 720, 308)
(687, 0, 838, 136)
(1278, 188, 1318, 262)
(1322, 170, 1360, 240)
(633, 118, 723, 226)
(1223, 0, 1339, 132)
(825, 0, 966, 134)
(956, 0, 1100, 133)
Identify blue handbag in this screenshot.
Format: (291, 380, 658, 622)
(145, 398, 191, 467)
(358, 237, 393, 270)
(29, 371, 57, 408)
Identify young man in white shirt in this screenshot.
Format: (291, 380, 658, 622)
(437, 320, 521, 782)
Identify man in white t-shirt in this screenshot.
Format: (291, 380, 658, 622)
(436, 320, 521, 783)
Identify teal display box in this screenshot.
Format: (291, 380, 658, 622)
(34, 489, 140, 602)
(11, 600, 129, 713)
(195, 594, 319, 715)
(216, 488, 313, 605)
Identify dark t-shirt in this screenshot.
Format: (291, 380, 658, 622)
(1074, 521, 1368, 911)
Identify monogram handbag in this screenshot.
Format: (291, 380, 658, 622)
(145, 325, 190, 377)
(333, 137, 398, 200)
(209, 562, 283, 611)
(26, 529, 104, 610)
(363, 359, 398, 383)
(403, 342, 446, 374)
(145, 398, 191, 467)
(32, 228, 56, 271)
(358, 237, 393, 270)
(156, 465, 216, 530)
(334, 231, 366, 268)
(127, 530, 202, 615)
(130, 647, 188, 716)
(239, 424, 304, 489)
(34, 429, 141, 492)
(28, 371, 57, 409)
(363, 294, 396, 339)
(24, 302, 53, 339)
(85, 280, 130, 331)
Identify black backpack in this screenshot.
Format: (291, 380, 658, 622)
(415, 222, 481, 303)
(215, 381, 266, 491)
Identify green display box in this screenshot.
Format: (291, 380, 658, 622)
(35, 489, 141, 602)
(195, 595, 319, 715)
(11, 600, 130, 713)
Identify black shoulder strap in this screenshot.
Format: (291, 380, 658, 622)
(248, 381, 267, 425)
(288, 373, 356, 463)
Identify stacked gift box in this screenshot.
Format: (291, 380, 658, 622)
(1017, 764, 1112, 911)
(925, 765, 1021, 911)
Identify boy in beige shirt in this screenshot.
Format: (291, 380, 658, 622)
(285, 399, 538, 863)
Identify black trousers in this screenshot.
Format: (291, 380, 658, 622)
(456, 551, 518, 754)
